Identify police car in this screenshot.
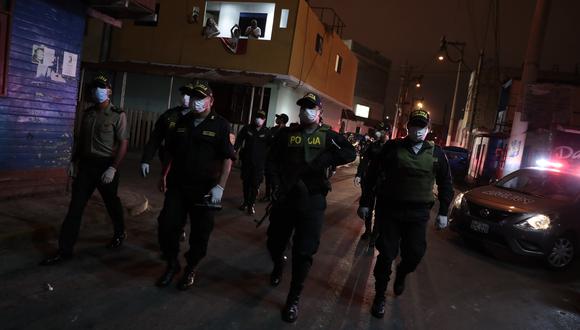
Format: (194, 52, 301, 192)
(449, 159, 580, 269)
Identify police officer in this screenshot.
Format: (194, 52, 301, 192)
(234, 111, 270, 215)
(140, 82, 195, 177)
(41, 73, 129, 265)
(262, 113, 289, 202)
(140, 82, 195, 246)
(354, 122, 390, 245)
(358, 109, 453, 318)
(267, 92, 356, 322)
(156, 80, 235, 290)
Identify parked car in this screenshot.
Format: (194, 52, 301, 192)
(449, 164, 580, 269)
(442, 146, 469, 180)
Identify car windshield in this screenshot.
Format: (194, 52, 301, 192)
(496, 169, 580, 202)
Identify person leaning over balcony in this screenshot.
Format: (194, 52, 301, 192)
(40, 73, 129, 266)
(155, 80, 235, 290)
(357, 109, 453, 318)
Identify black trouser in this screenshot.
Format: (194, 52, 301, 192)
(241, 165, 264, 206)
(58, 157, 124, 254)
(373, 204, 430, 297)
(360, 180, 376, 234)
(158, 186, 214, 268)
(267, 193, 326, 297)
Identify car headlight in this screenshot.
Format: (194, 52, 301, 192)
(516, 214, 551, 231)
(453, 192, 465, 209)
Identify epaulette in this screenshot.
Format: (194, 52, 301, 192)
(318, 124, 331, 132)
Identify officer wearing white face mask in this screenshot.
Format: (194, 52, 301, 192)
(156, 80, 236, 291)
(357, 109, 453, 318)
(40, 73, 129, 266)
(354, 122, 390, 246)
(234, 110, 270, 215)
(267, 92, 356, 323)
(140, 82, 195, 178)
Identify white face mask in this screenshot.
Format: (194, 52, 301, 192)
(254, 118, 265, 126)
(374, 131, 382, 139)
(181, 94, 191, 108)
(407, 126, 428, 143)
(93, 88, 109, 103)
(299, 108, 319, 124)
(193, 98, 207, 113)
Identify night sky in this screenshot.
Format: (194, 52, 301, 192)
(311, 0, 580, 124)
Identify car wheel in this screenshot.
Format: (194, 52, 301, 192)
(545, 236, 576, 269)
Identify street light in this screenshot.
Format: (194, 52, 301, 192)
(438, 35, 466, 146)
(417, 101, 424, 109)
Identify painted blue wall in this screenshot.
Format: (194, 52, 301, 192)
(0, 0, 85, 171)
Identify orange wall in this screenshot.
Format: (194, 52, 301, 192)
(288, 1, 357, 107)
(109, 0, 300, 75)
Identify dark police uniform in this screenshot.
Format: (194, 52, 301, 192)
(356, 139, 385, 238)
(141, 107, 186, 164)
(361, 138, 453, 305)
(59, 103, 129, 255)
(160, 110, 235, 270)
(267, 123, 356, 317)
(234, 123, 270, 209)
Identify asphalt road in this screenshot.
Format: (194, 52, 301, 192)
(0, 154, 579, 330)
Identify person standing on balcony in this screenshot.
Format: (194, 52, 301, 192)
(357, 110, 453, 319)
(245, 19, 261, 39)
(234, 111, 270, 215)
(40, 73, 129, 265)
(155, 80, 235, 290)
(267, 92, 356, 323)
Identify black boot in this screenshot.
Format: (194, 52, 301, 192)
(39, 252, 72, 266)
(371, 294, 386, 318)
(177, 266, 196, 291)
(107, 232, 127, 249)
(270, 256, 287, 287)
(155, 260, 181, 287)
(393, 271, 407, 296)
(281, 294, 300, 323)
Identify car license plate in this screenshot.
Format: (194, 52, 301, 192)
(470, 220, 489, 234)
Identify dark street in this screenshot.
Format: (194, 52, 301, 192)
(1, 153, 578, 330)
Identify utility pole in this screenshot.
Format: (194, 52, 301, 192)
(467, 49, 485, 149)
(504, 0, 552, 175)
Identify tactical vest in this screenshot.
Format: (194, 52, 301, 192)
(387, 141, 438, 203)
(286, 125, 329, 163)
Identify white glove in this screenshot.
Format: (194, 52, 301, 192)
(140, 163, 150, 178)
(101, 166, 117, 184)
(357, 207, 370, 220)
(68, 162, 77, 178)
(209, 185, 224, 204)
(354, 176, 361, 187)
(435, 215, 448, 230)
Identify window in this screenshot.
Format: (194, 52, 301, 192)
(204, 2, 276, 40)
(315, 34, 323, 54)
(0, 0, 11, 96)
(279, 9, 289, 28)
(334, 54, 343, 73)
(355, 104, 370, 118)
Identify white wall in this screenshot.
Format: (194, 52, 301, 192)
(205, 2, 276, 40)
